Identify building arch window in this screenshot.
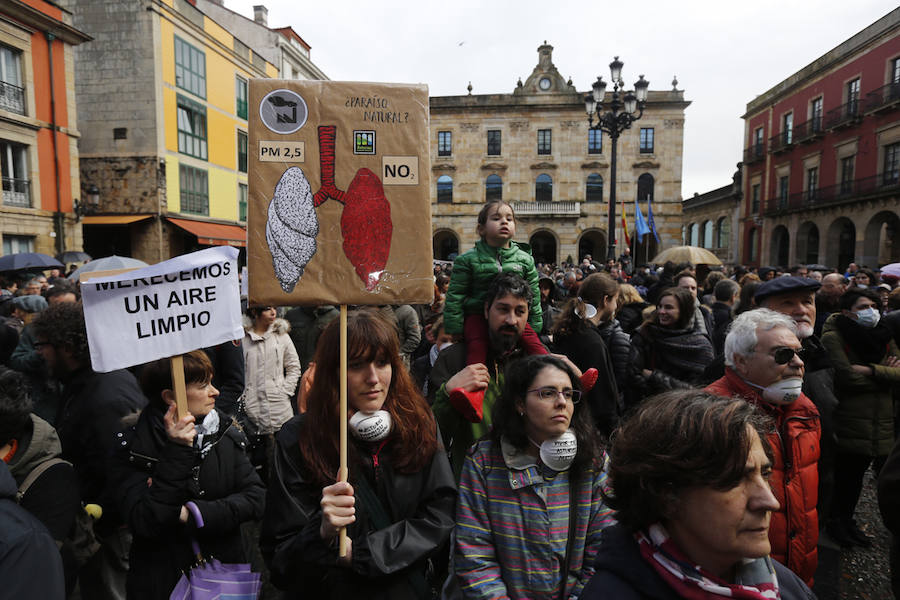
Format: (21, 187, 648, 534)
(702, 220, 713, 249)
(437, 175, 453, 203)
(586, 174, 603, 202)
(637, 173, 654, 202)
(536, 173, 552, 202)
(748, 228, 759, 262)
(485, 174, 502, 201)
(689, 223, 700, 246)
(716, 217, 730, 249)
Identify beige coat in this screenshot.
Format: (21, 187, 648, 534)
(242, 318, 301, 434)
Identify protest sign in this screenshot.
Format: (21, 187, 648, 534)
(247, 80, 433, 306)
(81, 246, 243, 373)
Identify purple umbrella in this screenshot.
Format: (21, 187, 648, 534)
(169, 502, 260, 600)
(881, 263, 900, 278)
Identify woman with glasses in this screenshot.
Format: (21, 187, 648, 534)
(453, 354, 614, 599)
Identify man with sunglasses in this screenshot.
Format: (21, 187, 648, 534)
(755, 276, 840, 566)
(706, 308, 821, 587)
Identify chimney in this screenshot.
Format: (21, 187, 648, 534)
(253, 5, 268, 26)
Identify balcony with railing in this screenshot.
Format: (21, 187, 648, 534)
(824, 100, 860, 130)
(769, 130, 793, 154)
(2, 177, 30, 207)
(763, 173, 899, 216)
(512, 200, 580, 216)
(743, 143, 766, 165)
(863, 82, 900, 114)
(0, 81, 25, 116)
(793, 117, 824, 144)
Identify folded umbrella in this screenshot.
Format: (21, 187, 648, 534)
(169, 502, 260, 600)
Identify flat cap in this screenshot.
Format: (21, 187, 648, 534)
(754, 276, 821, 303)
(12, 294, 47, 313)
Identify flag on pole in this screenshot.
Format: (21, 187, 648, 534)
(621, 196, 631, 246)
(647, 195, 661, 244)
(635, 197, 650, 242)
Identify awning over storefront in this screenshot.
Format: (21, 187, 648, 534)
(82, 214, 154, 225)
(167, 217, 247, 247)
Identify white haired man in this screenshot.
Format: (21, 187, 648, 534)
(706, 308, 821, 586)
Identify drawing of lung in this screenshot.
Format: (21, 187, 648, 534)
(266, 167, 319, 292)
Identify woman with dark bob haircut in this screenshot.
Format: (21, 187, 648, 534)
(582, 390, 814, 600)
(261, 308, 456, 599)
(112, 350, 265, 599)
(629, 287, 714, 399)
(454, 354, 614, 599)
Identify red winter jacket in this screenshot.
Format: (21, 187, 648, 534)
(706, 368, 820, 586)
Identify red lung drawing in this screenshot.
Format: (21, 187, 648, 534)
(313, 125, 393, 291)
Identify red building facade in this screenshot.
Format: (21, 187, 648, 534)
(741, 9, 900, 270)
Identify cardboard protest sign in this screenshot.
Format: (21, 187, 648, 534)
(81, 247, 243, 373)
(248, 81, 433, 306)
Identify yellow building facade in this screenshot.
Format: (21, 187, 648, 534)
(72, 0, 278, 262)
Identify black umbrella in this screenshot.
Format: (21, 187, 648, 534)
(57, 250, 92, 264)
(0, 252, 64, 272)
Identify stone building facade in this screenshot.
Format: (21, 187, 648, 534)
(681, 166, 742, 265)
(0, 1, 90, 259)
(740, 8, 900, 271)
(430, 43, 690, 266)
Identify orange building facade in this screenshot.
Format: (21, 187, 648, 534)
(0, 0, 90, 257)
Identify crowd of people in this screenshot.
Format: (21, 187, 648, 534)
(2, 200, 900, 599)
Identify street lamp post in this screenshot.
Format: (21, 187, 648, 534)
(585, 57, 649, 261)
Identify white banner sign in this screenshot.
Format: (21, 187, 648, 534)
(82, 247, 244, 373)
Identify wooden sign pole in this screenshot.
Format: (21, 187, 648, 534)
(337, 304, 349, 557)
(169, 355, 189, 420)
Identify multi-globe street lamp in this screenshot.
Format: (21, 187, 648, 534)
(585, 57, 649, 261)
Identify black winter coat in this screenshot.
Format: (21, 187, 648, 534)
(55, 366, 147, 531)
(582, 523, 816, 600)
(552, 324, 621, 437)
(112, 406, 265, 600)
(260, 414, 457, 600)
(617, 302, 650, 335)
(0, 461, 65, 599)
(595, 318, 632, 408)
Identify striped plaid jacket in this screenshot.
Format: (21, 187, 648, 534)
(454, 438, 615, 599)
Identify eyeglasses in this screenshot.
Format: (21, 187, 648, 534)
(527, 387, 581, 404)
(771, 347, 806, 365)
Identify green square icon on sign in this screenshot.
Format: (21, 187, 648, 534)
(354, 130, 376, 155)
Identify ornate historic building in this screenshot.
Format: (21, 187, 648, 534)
(429, 42, 690, 266)
(741, 8, 900, 270)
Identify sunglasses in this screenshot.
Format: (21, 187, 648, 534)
(772, 347, 806, 365)
(527, 387, 582, 404)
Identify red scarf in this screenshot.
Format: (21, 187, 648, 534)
(637, 524, 780, 599)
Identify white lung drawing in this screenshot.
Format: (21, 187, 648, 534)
(266, 167, 319, 292)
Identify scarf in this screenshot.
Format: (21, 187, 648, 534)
(195, 410, 220, 457)
(834, 314, 893, 364)
(637, 523, 780, 600)
(643, 322, 714, 380)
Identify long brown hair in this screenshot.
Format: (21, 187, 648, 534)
(552, 272, 619, 337)
(298, 308, 438, 487)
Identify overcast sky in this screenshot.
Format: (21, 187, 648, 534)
(228, 0, 897, 199)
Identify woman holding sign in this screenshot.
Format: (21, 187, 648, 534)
(453, 355, 614, 599)
(112, 350, 265, 600)
(260, 309, 456, 599)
